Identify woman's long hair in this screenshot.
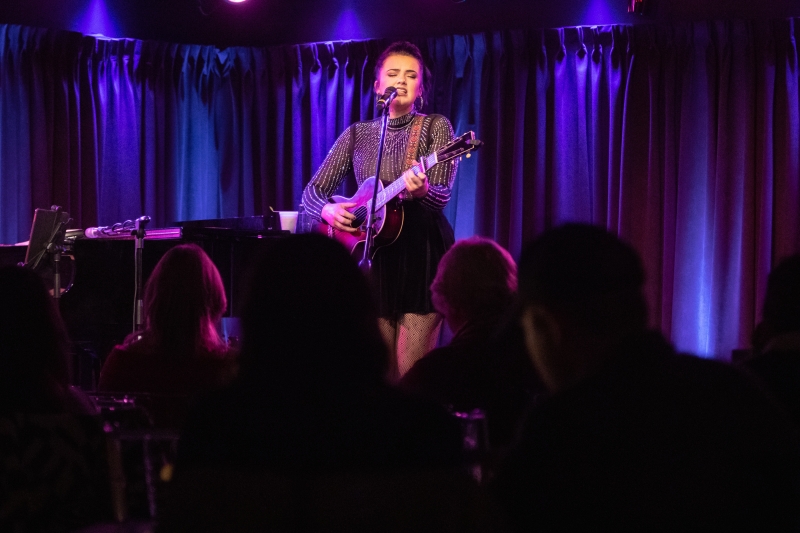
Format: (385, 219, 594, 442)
(132, 244, 227, 359)
(431, 236, 517, 324)
(0, 265, 71, 411)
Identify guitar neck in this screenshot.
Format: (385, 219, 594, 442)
(371, 151, 439, 211)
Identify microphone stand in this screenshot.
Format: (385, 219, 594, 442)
(132, 215, 151, 335)
(49, 241, 63, 301)
(43, 225, 69, 300)
(359, 96, 394, 273)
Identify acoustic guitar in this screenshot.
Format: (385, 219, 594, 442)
(316, 131, 483, 258)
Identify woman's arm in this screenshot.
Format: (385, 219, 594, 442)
(301, 125, 355, 221)
(418, 115, 459, 211)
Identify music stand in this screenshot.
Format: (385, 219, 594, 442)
(24, 206, 72, 299)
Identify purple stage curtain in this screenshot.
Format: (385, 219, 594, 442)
(0, 20, 799, 358)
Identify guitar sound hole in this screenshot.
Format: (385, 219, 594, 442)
(352, 206, 368, 227)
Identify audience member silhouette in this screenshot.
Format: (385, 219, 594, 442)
(161, 234, 494, 532)
(491, 224, 800, 531)
(743, 253, 800, 427)
(400, 236, 543, 451)
(0, 265, 110, 530)
(98, 243, 237, 427)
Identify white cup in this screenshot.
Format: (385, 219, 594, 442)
(278, 211, 298, 233)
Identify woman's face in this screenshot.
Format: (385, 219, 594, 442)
(374, 54, 422, 113)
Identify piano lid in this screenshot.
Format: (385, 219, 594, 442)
(175, 213, 282, 233)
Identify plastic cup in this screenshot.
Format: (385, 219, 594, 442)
(278, 211, 298, 233)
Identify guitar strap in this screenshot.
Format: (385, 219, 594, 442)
(399, 114, 426, 201)
(403, 114, 426, 171)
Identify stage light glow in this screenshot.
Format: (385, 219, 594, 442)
(581, 0, 615, 25)
(332, 8, 366, 41)
(225, 0, 248, 3)
(74, 0, 120, 38)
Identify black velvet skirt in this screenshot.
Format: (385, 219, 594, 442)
(372, 201, 455, 319)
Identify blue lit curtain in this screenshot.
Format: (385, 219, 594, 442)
(0, 20, 799, 358)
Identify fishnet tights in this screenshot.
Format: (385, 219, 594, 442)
(379, 313, 443, 382)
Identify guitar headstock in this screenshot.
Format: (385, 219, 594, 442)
(436, 131, 483, 164)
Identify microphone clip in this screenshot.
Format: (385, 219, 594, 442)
(377, 86, 398, 113)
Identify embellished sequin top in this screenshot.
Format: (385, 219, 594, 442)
(301, 112, 458, 220)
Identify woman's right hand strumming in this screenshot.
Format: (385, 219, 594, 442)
(322, 202, 358, 233)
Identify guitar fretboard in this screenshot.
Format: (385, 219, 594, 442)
(368, 150, 440, 212)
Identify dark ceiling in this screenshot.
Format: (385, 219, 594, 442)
(0, 0, 798, 48)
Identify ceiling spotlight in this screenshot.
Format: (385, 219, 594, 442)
(225, 0, 247, 3)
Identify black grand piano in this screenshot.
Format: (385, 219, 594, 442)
(0, 213, 289, 388)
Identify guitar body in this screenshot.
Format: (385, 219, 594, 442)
(311, 130, 482, 258)
(314, 177, 405, 259)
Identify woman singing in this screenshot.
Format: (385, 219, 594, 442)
(301, 41, 458, 380)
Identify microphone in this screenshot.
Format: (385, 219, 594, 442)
(83, 216, 149, 239)
(83, 226, 109, 239)
(376, 86, 398, 112)
(135, 215, 151, 230)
